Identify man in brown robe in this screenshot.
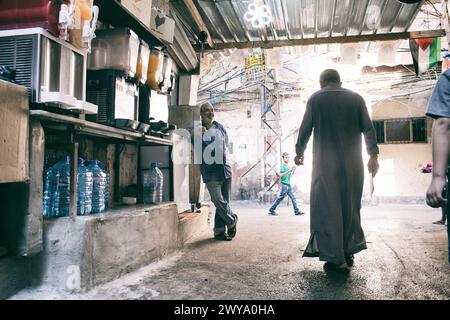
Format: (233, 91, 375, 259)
(294, 69, 379, 272)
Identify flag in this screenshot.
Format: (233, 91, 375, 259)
(409, 37, 441, 75)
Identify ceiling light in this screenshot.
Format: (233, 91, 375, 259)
(244, 2, 272, 29)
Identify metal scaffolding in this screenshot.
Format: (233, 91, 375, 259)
(260, 70, 282, 190)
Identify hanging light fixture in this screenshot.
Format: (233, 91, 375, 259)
(244, 1, 272, 29)
(366, 4, 381, 30)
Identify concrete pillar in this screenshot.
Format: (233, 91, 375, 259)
(21, 120, 45, 256)
(178, 74, 200, 106)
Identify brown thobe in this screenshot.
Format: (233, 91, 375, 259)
(296, 85, 379, 265)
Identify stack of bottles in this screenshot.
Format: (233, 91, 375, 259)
(143, 162, 163, 205)
(43, 156, 109, 217)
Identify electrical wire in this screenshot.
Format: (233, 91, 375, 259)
(425, 0, 443, 17)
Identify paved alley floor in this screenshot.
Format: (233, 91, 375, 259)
(11, 202, 450, 300)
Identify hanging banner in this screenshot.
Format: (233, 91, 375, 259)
(377, 41, 399, 66)
(340, 43, 358, 64)
(242, 48, 267, 82)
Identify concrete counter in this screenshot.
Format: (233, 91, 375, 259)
(40, 202, 181, 291)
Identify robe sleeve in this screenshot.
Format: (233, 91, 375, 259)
(358, 96, 379, 156)
(296, 98, 313, 156)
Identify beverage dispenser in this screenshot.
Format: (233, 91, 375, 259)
(0, 0, 64, 36)
(86, 69, 139, 130)
(89, 28, 140, 78)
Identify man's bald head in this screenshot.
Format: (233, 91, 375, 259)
(200, 102, 214, 127)
(319, 69, 342, 88)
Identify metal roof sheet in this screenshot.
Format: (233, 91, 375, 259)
(171, 0, 426, 50)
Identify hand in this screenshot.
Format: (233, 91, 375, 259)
(426, 177, 447, 208)
(294, 155, 304, 166)
(192, 126, 206, 135)
(290, 166, 296, 173)
(368, 155, 379, 177)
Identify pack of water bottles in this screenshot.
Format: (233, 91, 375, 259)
(143, 162, 163, 205)
(43, 156, 109, 217)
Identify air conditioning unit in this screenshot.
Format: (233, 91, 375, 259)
(0, 28, 97, 114)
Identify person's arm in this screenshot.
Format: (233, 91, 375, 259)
(188, 125, 206, 136)
(295, 99, 313, 165)
(359, 97, 380, 177)
(426, 117, 450, 207)
(277, 168, 293, 177)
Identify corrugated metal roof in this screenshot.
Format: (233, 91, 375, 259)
(171, 0, 425, 49)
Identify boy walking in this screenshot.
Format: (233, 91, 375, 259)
(268, 152, 304, 216)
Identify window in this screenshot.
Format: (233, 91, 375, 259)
(372, 117, 427, 144)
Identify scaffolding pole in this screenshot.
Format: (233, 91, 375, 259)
(261, 69, 282, 190)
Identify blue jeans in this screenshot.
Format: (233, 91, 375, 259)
(205, 178, 237, 235)
(269, 183, 299, 213)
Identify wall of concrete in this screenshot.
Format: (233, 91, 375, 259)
(0, 256, 34, 299)
(374, 144, 432, 200)
(177, 205, 210, 246)
(212, 87, 434, 202)
(213, 95, 311, 200)
(38, 203, 180, 291)
(371, 91, 433, 201)
(213, 103, 264, 199)
(371, 91, 431, 120)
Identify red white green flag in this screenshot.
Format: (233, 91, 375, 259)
(409, 37, 441, 75)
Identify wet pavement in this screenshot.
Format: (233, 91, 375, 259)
(11, 201, 450, 300)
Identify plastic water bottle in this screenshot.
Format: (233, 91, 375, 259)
(143, 162, 163, 204)
(58, 157, 71, 217)
(86, 160, 107, 213)
(77, 158, 93, 216)
(104, 172, 110, 209)
(43, 156, 71, 217)
(43, 161, 59, 217)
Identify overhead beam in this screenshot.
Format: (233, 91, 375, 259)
(181, 0, 214, 48)
(194, 29, 446, 52)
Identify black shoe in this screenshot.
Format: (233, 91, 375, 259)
(214, 233, 232, 241)
(228, 215, 238, 238)
(345, 254, 354, 267)
(323, 262, 350, 274)
(294, 211, 305, 216)
(268, 211, 278, 216)
(433, 220, 446, 225)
